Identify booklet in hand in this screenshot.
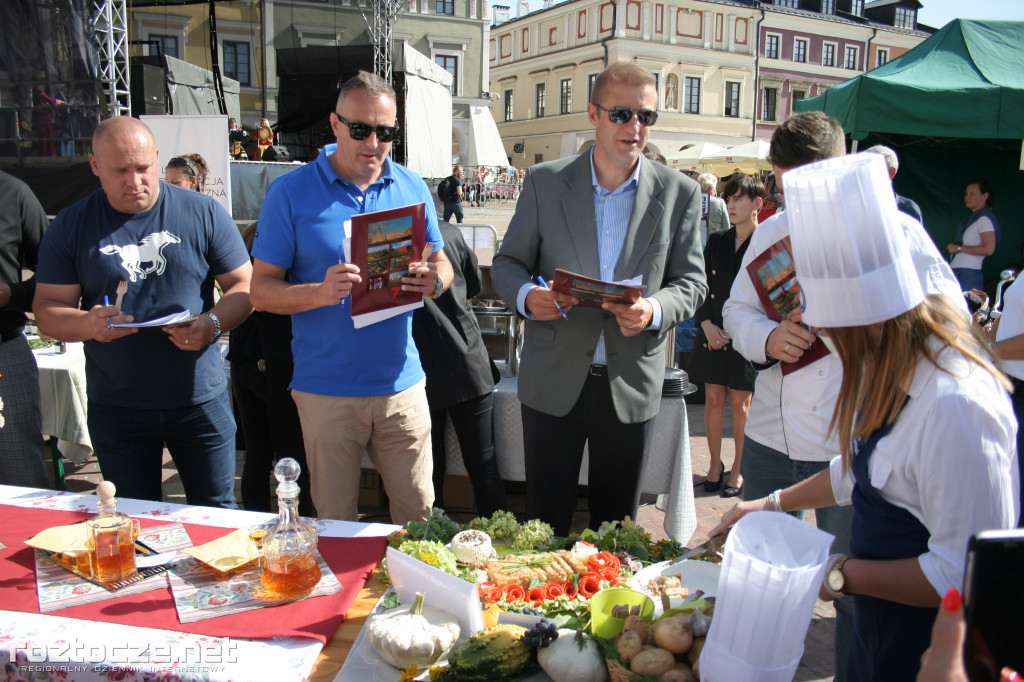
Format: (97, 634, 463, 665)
(744, 236, 830, 375)
(551, 268, 645, 308)
(349, 203, 428, 321)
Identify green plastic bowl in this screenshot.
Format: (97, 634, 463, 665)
(589, 586, 655, 638)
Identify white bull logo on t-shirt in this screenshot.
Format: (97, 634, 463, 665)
(99, 231, 182, 282)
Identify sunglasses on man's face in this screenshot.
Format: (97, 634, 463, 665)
(334, 112, 399, 143)
(593, 103, 659, 127)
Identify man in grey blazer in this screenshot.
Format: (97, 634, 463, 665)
(491, 62, 707, 535)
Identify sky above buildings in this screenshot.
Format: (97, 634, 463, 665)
(515, 0, 1024, 28)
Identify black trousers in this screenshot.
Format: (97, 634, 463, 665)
(521, 372, 653, 536)
(431, 392, 508, 517)
(233, 359, 315, 517)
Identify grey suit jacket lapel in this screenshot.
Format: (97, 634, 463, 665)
(616, 162, 665, 279)
(559, 155, 600, 278)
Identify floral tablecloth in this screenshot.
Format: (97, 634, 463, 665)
(0, 485, 399, 682)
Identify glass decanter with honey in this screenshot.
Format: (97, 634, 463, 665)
(259, 458, 321, 599)
(87, 480, 137, 583)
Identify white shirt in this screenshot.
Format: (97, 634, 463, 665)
(950, 215, 995, 271)
(995, 276, 1024, 381)
(828, 343, 1019, 597)
(723, 210, 966, 461)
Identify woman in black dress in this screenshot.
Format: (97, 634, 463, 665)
(688, 175, 766, 497)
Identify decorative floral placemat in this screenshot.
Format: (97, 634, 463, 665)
(166, 552, 341, 623)
(35, 522, 192, 612)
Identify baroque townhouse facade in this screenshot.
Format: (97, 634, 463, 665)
(488, 0, 929, 168)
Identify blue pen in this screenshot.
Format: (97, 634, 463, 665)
(536, 276, 569, 321)
(104, 295, 111, 330)
(338, 244, 347, 307)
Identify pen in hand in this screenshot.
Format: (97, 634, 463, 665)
(104, 295, 111, 330)
(536, 276, 569, 321)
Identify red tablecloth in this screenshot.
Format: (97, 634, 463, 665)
(0, 504, 386, 644)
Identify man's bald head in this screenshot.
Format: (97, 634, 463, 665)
(92, 116, 156, 151)
(89, 116, 161, 214)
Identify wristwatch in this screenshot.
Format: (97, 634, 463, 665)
(824, 553, 850, 599)
(202, 311, 222, 345)
(430, 278, 444, 299)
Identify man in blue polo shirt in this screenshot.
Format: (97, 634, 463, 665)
(251, 71, 453, 524)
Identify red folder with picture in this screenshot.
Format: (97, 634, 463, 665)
(349, 203, 427, 319)
(745, 236, 830, 375)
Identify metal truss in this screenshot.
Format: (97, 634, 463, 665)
(362, 0, 411, 83)
(92, 0, 131, 117)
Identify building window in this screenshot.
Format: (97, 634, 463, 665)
(793, 38, 807, 63)
(876, 48, 889, 67)
(684, 77, 700, 114)
(823, 42, 836, 67)
(436, 0, 454, 15)
(223, 41, 250, 86)
(774, 0, 798, 6)
(504, 89, 514, 121)
(765, 34, 780, 59)
(821, 0, 834, 14)
(791, 89, 806, 114)
(587, 73, 599, 103)
(535, 153, 544, 164)
(559, 78, 572, 114)
(724, 82, 740, 117)
(535, 82, 546, 117)
(435, 55, 458, 95)
(149, 34, 178, 59)
(850, 0, 863, 16)
(844, 45, 859, 70)
(894, 6, 915, 29)
(762, 87, 778, 122)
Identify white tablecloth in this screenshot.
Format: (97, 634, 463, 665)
(440, 376, 697, 544)
(33, 341, 93, 464)
(0, 485, 398, 682)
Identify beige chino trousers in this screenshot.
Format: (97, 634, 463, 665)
(291, 380, 434, 525)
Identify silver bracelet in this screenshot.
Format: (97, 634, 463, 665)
(767, 488, 784, 512)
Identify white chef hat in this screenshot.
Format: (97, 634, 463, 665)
(783, 152, 924, 328)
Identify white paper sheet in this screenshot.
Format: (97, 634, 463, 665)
(384, 547, 484, 636)
(111, 310, 194, 328)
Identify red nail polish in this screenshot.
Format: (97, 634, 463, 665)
(1001, 668, 1021, 682)
(942, 587, 961, 613)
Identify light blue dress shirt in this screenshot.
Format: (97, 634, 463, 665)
(516, 150, 663, 365)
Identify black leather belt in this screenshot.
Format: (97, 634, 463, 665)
(1, 327, 24, 343)
(589, 364, 608, 377)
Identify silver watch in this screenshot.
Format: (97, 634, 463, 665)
(431, 278, 444, 299)
(202, 311, 222, 345)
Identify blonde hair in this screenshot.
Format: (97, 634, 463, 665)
(827, 295, 1010, 470)
(590, 62, 656, 104)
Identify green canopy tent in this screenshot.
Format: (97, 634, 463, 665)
(795, 19, 1024, 285)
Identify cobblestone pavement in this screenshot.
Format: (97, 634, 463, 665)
(52, 197, 835, 681)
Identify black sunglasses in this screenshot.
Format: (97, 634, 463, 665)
(333, 112, 399, 142)
(594, 103, 659, 127)
(167, 156, 197, 176)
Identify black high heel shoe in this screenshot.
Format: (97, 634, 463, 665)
(704, 462, 725, 493)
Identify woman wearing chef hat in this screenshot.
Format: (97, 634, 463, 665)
(711, 153, 1019, 680)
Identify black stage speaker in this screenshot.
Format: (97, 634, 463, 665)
(131, 64, 167, 116)
(261, 145, 290, 162)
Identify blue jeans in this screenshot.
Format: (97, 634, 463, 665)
(953, 267, 984, 292)
(443, 201, 464, 223)
(741, 437, 854, 682)
(88, 390, 238, 508)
